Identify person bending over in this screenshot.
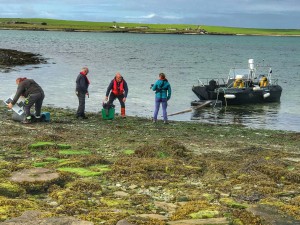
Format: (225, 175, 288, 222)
(8, 77, 45, 124)
(105, 72, 128, 118)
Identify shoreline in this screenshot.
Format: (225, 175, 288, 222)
(1, 27, 300, 37)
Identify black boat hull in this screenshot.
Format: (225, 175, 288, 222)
(192, 85, 282, 105)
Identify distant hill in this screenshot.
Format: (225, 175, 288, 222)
(1, 18, 299, 36)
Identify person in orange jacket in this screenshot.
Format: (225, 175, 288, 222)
(105, 72, 128, 118)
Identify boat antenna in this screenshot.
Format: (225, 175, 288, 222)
(268, 67, 272, 85)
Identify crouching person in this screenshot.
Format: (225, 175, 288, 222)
(105, 72, 128, 118)
(7, 77, 45, 124)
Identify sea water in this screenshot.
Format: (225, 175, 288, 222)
(0, 30, 300, 132)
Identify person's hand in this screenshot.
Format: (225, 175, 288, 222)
(75, 91, 78, 96)
(7, 103, 13, 109)
(123, 97, 126, 102)
(86, 92, 89, 98)
(105, 96, 108, 101)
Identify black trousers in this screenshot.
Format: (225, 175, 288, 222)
(108, 93, 125, 108)
(24, 92, 45, 117)
(76, 91, 86, 117)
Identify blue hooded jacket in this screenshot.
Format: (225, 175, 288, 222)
(152, 79, 171, 100)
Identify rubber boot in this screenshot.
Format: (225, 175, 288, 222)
(121, 107, 126, 118)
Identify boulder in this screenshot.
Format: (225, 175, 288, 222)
(0, 210, 93, 225)
(10, 168, 59, 183)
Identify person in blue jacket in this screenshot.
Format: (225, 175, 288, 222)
(151, 73, 171, 123)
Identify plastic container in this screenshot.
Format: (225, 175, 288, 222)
(41, 112, 51, 122)
(12, 112, 25, 122)
(101, 108, 115, 120)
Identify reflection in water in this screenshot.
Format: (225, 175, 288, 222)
(191, 103, 288, 130)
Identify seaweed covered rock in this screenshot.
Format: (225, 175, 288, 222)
(0, 48, 46, 72)
(0, 181, 25, 198)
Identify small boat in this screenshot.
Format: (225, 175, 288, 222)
(192, 59, 282, 105)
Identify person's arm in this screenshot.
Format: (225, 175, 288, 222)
(105, 80, 113, 99)
(123, 80, 128, 98)
(11, 84, 25, 105)
(152, 81, 158, 91)
(167, 83, 171, 100)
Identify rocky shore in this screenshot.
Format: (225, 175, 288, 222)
(0, 102, 300, 225)
(0, 48, 47, 72)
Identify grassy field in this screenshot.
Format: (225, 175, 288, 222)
(1, 18, 300, 36)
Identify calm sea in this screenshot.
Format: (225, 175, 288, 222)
(0, 30, 300, 132)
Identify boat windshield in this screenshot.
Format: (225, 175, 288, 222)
(228, 68, 253, 80)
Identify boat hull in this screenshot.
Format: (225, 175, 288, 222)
(192, 85, 282, 105)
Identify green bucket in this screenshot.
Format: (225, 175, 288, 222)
(101, 108, 115, 120)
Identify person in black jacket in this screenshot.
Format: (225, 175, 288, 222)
(76, 67, 90, 119)
(7, 77, 45, 124)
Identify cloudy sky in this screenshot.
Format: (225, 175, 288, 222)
(0, 0, 299, 29)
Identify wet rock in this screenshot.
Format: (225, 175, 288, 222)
(248, 205, 300, 225)
(116, 219, 134, 225)
(0, 48, 47, 72)
(9, 168, 61, 193)
(116, 214, 167, 225)
(167, 217, 228, 224)
(10, 168, 59, 183)
(114, 191, 129, 197)
(154, 201, 178, 215)
(0, 210, 93, 225)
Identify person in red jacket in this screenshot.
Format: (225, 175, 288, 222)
(105, 72, 128, 118)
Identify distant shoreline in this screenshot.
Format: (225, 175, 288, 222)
(1, 18, 300, 36)
(2, 27, 300, 37)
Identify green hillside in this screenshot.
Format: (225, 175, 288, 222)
(0, 18, 299, 36)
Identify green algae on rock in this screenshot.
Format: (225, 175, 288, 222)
(0, 181, 26, 198)
(29, 142, 72, 150)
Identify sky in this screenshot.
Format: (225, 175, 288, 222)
(0, 0, 299, 29)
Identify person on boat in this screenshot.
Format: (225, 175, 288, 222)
(76, 67, 90, 119)
(233, 79, 244, 88)
(259, 76, 269, 87)
(152, 73, 171, 124)
(7, 77, 45, 124)
(105, 72, 128, 118)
